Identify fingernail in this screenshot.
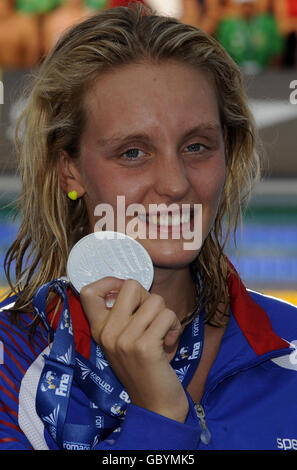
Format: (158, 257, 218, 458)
(105, 297, 116, 308)
(105, 292, 118, 309)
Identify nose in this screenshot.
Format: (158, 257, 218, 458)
(154, 154, 190, 201)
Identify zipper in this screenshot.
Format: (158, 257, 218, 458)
(192, 345, 293, 447)
(194, 403, 211, 445)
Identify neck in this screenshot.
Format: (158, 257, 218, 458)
(150, 264, 197, 323)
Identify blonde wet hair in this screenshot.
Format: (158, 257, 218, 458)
(4, 3, 261, 332)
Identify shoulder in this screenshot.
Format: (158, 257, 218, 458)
(0, 296, 49, 450)
(0, 295, 49, 372)
(247, 289, 297, 343)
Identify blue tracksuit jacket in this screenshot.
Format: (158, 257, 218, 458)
(0, 277, 296, 450)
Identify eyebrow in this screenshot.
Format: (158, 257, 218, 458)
(96, 123, 222, 149)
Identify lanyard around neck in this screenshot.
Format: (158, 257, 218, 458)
(33, 279, 204, 449)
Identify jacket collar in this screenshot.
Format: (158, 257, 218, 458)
(203, 263, 291, 393)
(226, 265, 289, 356)
(47, 262, 290, 363)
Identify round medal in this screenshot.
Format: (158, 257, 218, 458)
(66, 231, 154, 294)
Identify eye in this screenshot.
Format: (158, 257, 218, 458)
(121, 148, 145, 160)
(185, 142, 206, 153)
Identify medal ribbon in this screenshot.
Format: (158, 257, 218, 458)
(34, 279, 204, 450)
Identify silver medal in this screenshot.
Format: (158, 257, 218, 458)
(66, 231, 154, 294)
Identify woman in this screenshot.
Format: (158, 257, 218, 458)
(274, 0, 297, 67)
(0, 0, 40, 68)
(1, 4, 296, 451)
(180, 0, 220, 35)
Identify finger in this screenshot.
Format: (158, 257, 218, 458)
(164, 323, 183, 348)
(101, 279, 151, 342)
(105, 291, 120, 309)
(137, 308, 182, 355)
(111, 278, 150, 317)
(115, 293, 166, 344)
(80, 276, 125, 325)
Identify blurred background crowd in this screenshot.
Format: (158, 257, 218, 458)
(0, 0, 296, 303)
(0, 0, 296, 70)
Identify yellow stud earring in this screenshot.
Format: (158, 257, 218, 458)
(67, 190, 78, 201)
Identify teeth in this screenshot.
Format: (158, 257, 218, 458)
(160, 214, 169, 225)
(170, 214, 181, 226)
(137, 212, 191, 226)
(151, 215, 158, 225)
(181, 213, 191, 224)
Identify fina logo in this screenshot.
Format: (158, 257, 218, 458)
(41, 370, 58, 392)
(111, 403, 127, 418)
(175, 346, 190, 361)
(40, 370, 70, 397)
(189, 341, 201, 360)
(60, 309, 73, 335)
(55, 373, 71, 397)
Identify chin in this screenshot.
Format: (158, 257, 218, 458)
(139, 239, 200, 270)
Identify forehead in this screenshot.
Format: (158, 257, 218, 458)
(83, 60, 220, 135)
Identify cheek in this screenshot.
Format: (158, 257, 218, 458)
(82, 163, 149, 219)
(194, 156, 225, 199)
(192, 159, 226, 231)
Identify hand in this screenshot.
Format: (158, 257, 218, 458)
(80, 277, 189, 423)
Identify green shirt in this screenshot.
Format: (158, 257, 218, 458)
(16, 0, 108, 13)
(85, 0, 108, 9)
(215, 14, 284, 68)
(16, 0, 61, 13)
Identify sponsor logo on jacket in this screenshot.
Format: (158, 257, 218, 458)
(277, 438, 297, 450)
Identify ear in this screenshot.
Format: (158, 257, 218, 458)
(59, 150, 86, 198)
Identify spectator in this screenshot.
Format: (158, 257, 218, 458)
(215, 0, 284, 72)
(274, 0, 297, 67)
(15, 0, 60, 14)
(180, 0, 220, 35)
(42, 0, 96, 55)
(218, 0, 273, 18)
(0, 0, 40, 68)
(85, 0, 109, 10)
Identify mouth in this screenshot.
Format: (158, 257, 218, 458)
(135, 207, 194, 235)
(137, 211, 192, 227)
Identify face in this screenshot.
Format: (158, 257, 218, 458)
(63, 61, 226, 270)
